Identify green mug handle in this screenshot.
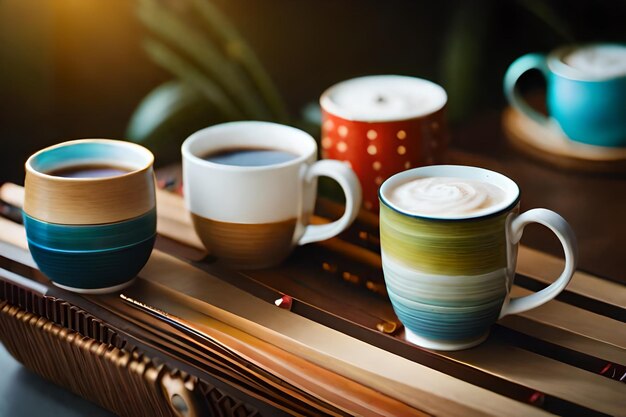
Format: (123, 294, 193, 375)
(503, 53, 550, 125)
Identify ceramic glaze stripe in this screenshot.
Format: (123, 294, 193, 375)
(379, 204, 509, 276)
(191, 214, 298, 269)
(27, 235, 155, 289)
(382, 251, 507, 341)
(23, 209, 156, 251)
(381, 253, 508, 307)
(389, 295, 501, 340)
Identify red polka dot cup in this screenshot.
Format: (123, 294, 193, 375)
(321, 75, 448, 211)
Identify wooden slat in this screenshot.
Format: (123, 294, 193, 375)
(510, 286, 626, 350)
(500, 315, 626, 366)
(0, 217, 34, 269)
(0, 183, 23, 208)
(114, 283, 430, 417)
(0, 216, 27, 251)
(154, 186, 205, 251)
(517, 246, 626, 312)
(442, 337, 625, 416)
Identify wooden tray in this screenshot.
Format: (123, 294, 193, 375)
(1, 182, 625, 417)
(0, 293, 262, 417)
(0, 234, 410, 417)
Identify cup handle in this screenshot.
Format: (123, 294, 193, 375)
(298, 160, 362, 245)
(499, 208, 578, 318)
(503, 53, 550, 125)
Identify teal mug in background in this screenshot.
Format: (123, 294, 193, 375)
(504, 44, 626, 147)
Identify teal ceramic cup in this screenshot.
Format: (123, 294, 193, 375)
(24, 210, 156, 292)
(23, 139, 156, 294)
(379, 165, 578, 350)
(504, 43, 626, 147)
(26, 230, 156, 293)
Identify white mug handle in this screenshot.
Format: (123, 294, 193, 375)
(499, 208, 578, 318)
(298, 160, 362, 245)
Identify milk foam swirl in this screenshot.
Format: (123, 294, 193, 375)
(388, 177, 506, 216)
(563, 45, 626, 78)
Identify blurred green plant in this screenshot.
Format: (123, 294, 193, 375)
(126, 0, 290, 162)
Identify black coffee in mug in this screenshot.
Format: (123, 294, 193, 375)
(47, 164, 131, 178)
(202, 147, 298, 167)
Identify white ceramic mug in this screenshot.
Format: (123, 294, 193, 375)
(182, 121, 362, 269)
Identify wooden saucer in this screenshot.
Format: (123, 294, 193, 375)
(502, 106, 626, 173)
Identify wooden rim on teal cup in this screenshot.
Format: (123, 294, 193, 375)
(24, 139, 156, 225)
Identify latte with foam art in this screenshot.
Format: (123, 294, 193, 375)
(562, 44, 626, 79)
(388, 177, 506, 216)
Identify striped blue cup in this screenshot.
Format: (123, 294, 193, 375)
(24, 139, 156, 294)
(379, 165, 578, 350)
(24, 210, 156, 293)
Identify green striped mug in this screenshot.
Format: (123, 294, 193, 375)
(379, 165, 577, 350)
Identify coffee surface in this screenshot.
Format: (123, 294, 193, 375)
(387, 176, 507, 216)
(563, 45, 626, 78)
(202, 148, 298, 167)
(47, 164, 131, 178)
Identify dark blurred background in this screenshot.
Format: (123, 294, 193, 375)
(1, 0, 625, 183)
